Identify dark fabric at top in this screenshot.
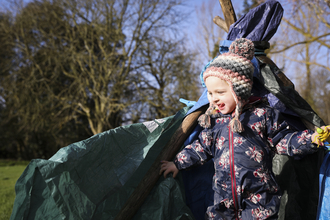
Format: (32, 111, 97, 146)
(227, 0, 283, 42)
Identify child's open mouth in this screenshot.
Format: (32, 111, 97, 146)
(218, 103, 225, 110)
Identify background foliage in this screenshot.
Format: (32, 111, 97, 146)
(0, 0, 201, 159)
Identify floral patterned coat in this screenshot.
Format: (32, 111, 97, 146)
(174, 99, 318, 220)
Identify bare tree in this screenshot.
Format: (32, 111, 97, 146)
(0, 0, 201, 159)
(133, 36, 201, 121)
(193, 0, 226, 62)
(268, 0, 330, 122)
(0, 12, 18, 158)
(311, 69, 330, 124)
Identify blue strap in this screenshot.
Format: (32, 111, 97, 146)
(179, 98, 197, 107)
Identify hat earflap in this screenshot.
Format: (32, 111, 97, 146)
(197, 104, 219, 129)
(229, 102, 244, 133)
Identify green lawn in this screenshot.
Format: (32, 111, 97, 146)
(0, 160, 29, 220)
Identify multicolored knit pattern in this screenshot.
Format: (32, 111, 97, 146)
(202, 38, 255, 133)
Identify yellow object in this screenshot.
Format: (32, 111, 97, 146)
(313, 126, 330, 147)
(317, 128, 324, 134)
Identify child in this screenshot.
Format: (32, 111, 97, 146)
(159, 38, 324, 220)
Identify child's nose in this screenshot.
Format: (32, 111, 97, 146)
(212, 96, 219, 103)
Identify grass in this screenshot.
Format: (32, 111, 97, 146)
(0, 160, 29, 220)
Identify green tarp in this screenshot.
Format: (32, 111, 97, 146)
(10, 107, 194, 220)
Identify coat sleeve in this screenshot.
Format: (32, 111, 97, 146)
(174, 129, 214, 170)
(265, 108, 318, 159)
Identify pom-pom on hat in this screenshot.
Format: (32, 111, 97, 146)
(202, 38, 255, 133)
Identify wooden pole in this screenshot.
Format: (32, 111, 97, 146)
(218, 0, 237, 31)
(213, 16, 229, 32)
(114, 105, 208, 220)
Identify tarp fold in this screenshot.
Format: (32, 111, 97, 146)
(11, 107, 195, 220)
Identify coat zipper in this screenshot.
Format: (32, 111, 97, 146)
(229, 126, 239, 219)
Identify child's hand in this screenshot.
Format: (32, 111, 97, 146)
(159, 161, 179, 178)
(312, 126, 330, 147)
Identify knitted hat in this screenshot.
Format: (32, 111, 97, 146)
(202, 38, 255, 133)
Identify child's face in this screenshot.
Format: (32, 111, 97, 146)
(205, 76, 236, 115)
